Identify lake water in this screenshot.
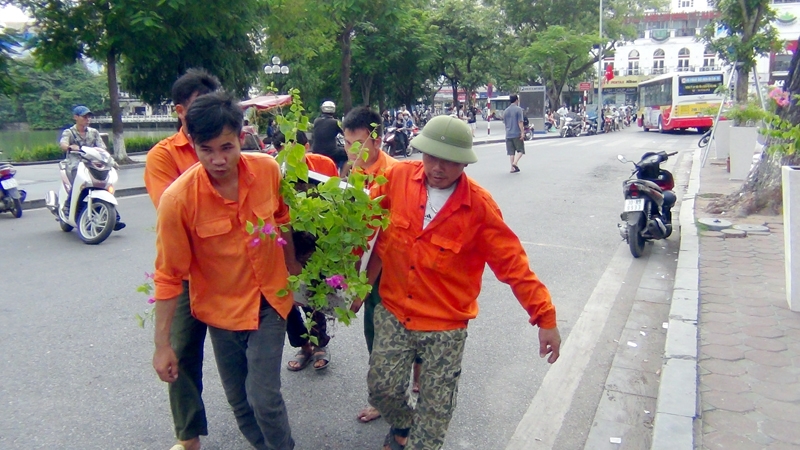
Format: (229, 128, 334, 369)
(0, 128, 174, 156)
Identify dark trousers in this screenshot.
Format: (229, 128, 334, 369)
(208, 300, 294, 450)
(286, 305, 330, 349)
(169, 281, 208, 441)
(363, 273, 383, 354)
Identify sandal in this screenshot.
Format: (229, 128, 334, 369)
(357, 405, 382, 423)
(312, 346, 331, 370)
(287, 349, 312, 371)
(383, 427, 410, 450)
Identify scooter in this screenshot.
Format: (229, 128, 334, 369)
(0, 157, 26, 218)
(560, 115, 583, 138)
(382, 126, 413, 158)
(584, 117, 599, 136)
(617, 151, 678, 258)
(45, 146, 119, 245)
(524, 124, 534, 141)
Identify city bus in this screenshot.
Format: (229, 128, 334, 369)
(489, 95, 511, 120)
(637, 71, 724, 133)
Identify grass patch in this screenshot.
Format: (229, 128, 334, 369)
(117, 136, 163, 153)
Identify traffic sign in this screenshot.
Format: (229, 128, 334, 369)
(579, 82, 592, 91)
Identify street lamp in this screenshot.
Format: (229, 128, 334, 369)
(264, 56, 290, 76)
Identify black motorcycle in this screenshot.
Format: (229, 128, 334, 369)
(617, 151, 678, 258)
(382, 126, 412, 158)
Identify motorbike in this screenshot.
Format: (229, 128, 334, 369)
(560, 114, 583, 138)
(617, 151, 678, 258)
(0, 158, 26, 218)
(584, 117, 599, 136)
(382, 126, 413, 157)
(45, 146, 120, 245)
(524, 125, 534, 141)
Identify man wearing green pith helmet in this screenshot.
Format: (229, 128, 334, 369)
(364, 115, 562, 449)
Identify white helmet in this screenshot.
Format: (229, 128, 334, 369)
(321, 101, 336, 114)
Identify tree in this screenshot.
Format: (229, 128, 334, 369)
(430, 0, 501, 107)
(709, 35, 800, 216)
(14, 0, 264, 161)
(701, 0, 781, 103)
(0, 28, 21, 97)
(521, 26, 599, 108)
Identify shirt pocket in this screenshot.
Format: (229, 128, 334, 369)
(427, 234, 463, 271)
(195, 217, 237, 257)
(252, 199, 278, 222)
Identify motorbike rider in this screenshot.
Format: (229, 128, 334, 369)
(312, 101, 347, 170)
(392, 112, 409, 150)
(59, 105, 125, 231)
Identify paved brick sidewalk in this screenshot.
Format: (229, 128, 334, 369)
(697, 164, 800, 448)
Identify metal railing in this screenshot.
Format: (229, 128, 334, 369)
(91, 115, 176, 124)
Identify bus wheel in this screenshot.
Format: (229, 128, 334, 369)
(658, 118, 664, 133)
(643, 126, 649, 132)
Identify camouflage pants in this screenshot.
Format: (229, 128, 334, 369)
(367, 303, 467, 450)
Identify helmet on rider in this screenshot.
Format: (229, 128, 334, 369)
(321, 101, 336, 114)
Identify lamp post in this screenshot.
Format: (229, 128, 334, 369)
(264, 56, 290, 93)
(597, 0, 604, 116)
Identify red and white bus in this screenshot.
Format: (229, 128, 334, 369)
(637, 71, 724, 133)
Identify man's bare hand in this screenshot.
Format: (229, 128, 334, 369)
(350, 298, 364, 313)
(539, 327, 561, 364)
(153, 344, 179, 383)
(286, 258, 302, 276)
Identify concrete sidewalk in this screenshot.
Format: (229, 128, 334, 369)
(652, 152, 800, 449)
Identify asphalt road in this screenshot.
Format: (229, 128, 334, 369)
(0, 126, 701, 449)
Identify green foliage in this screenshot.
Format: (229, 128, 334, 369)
(274, 88, 389, 330)
(0, 59, 108, 130)
(8, 136, 163, 162)
(724, 99, 766, 126)
(135, 274, 156, 328)
(119, 136, 162, 153)
(701, 0, 781, 103)
(10, 144, 62, 162)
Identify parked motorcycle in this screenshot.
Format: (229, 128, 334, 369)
(382, 126, 413, 158)
(617, 151, 678, 258)
(524, 125, 534, 141)
(584, 117, 599, 136)
(560, 114, 583, 138)
(45, 146, 119, 245)
(0, 158, 25, 218)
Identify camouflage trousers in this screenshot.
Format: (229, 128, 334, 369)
(367, 303, 468, 450)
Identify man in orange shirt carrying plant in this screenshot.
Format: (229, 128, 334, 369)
(366, 115, 561, 450)
(152, 91, 300, 450)
(143, 68, 220, 450)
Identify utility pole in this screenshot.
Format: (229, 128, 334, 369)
(597, 0, 604, 117)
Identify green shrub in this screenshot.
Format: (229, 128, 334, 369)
(117, 136, 163, 153)
(11, 144, 62, 162)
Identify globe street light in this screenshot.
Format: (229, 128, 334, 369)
(264, 56, 290, 76)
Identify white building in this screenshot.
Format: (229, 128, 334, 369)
(588, 0, 800, 106)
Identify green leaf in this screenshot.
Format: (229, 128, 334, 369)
(245, 221, 255, 234)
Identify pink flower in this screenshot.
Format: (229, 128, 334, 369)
(325, 275, 347, 290)
(249, 237, 261, 248)
(261, 223, 275, 235)
(276, 237, 287, 247)
(147, 297, 156, 304)
(144, 272, 154, 279)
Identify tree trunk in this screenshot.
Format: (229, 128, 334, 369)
(451, 79, 459, 107)
(710, 37, 800, 215)
(339, 27, 354, 113)
(378, 81, 385, 115)
(735, 65, 750, 104)
(360, 74, 373, 106)
(106, 51, 129, 162)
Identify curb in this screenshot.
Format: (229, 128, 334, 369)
(21, 186, 149, 210)
(7, 151, 149, 166)
(650, 144, 701, 449)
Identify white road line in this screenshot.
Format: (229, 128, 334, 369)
(505, 242, 634, 450)
(520, 240, 592, 252)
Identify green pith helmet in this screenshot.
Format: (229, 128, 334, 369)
(410, 115, 477, 164)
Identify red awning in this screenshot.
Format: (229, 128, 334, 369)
(240, 94, 292, 111)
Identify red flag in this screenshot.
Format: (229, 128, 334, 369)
(605, 64, 614, 82)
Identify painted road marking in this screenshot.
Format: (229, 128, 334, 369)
(505, 242, 634, 450)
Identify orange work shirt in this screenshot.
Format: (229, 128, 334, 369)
(154, 153, 293, 331)
(144, 128, 200, 208)
(353, 149, 398, 183)
(372, 161, 556, 332)
(305, 153, 338, 177)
